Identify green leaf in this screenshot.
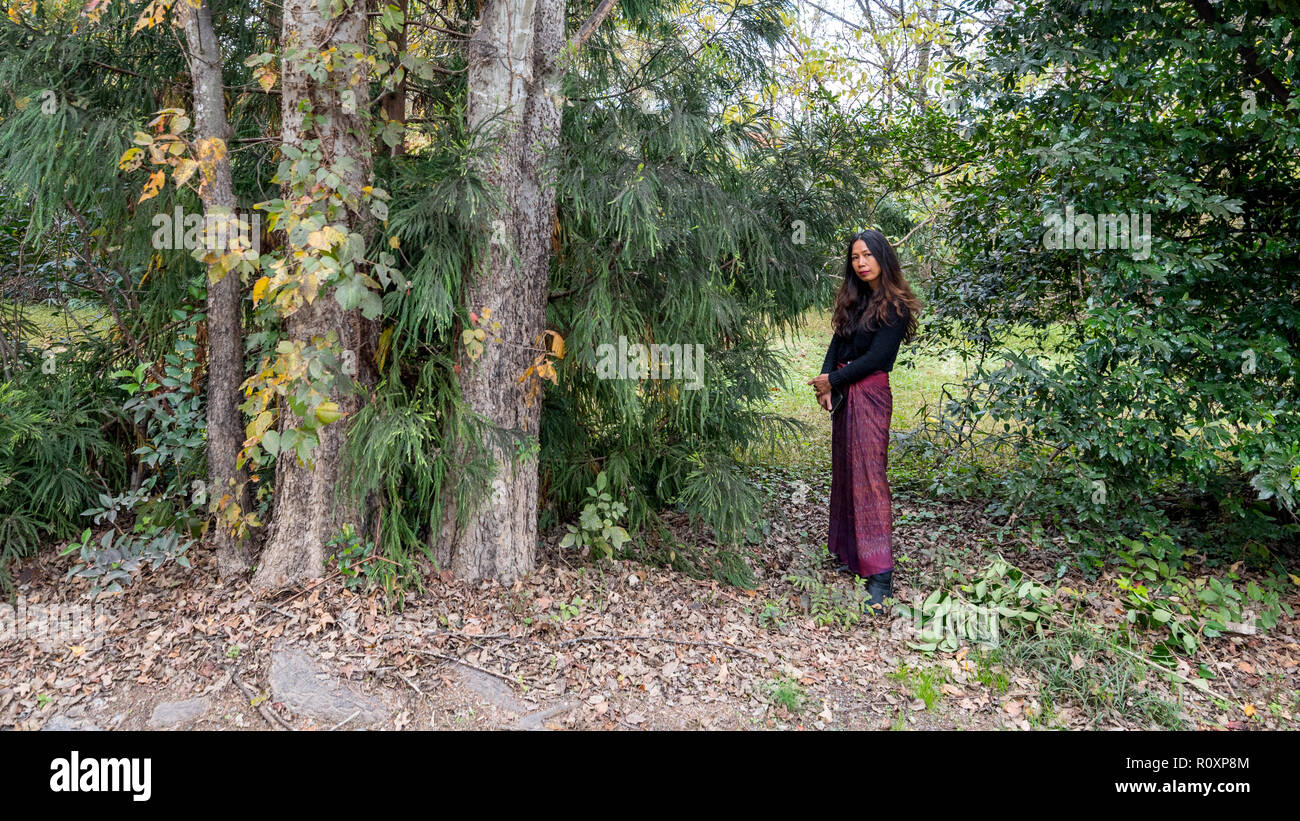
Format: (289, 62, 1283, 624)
(262, 429, 281, 456)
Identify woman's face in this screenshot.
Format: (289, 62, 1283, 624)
(851, 239, 881, 286)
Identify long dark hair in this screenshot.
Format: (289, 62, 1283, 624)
(831, 229, 921, 343)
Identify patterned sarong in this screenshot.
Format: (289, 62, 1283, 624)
(828, 364, 893, 577)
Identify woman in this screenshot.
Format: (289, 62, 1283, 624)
(807, 229, 920, 614)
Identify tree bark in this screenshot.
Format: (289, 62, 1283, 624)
(377, 0, 409, 156)
(179, 0, 252, 580)
(251, 0, 376, 591)
(432, 0, 570, 583)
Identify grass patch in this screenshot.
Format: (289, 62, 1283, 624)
(888, 663, 949, 710)
(765, 675, 807, 714)
(1, 300, 110, 345)
(969, 647, 1010, 693)
(994, 620, 1188, 730)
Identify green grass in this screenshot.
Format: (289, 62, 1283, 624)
(970, 648, 1010, 693)
(888, 663, 949, 710)
(995, 620, 1188, 730)
(1, 300, 110, 345)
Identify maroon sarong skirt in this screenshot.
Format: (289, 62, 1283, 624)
(828, 364, 893, 577)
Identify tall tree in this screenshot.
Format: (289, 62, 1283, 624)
(250, 0, 379, 589)
(178, 0, 252, 579)
(432, 0, 616, 582)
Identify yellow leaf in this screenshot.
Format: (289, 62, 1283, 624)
(376, 327, 394, 373)
(543, 329, 565, 359)
(252, 276, 271, 304)
(299, 271, 320, 304)
(1289, 574, 1300, 587)
(117, 146, 143, 171)
(315, 401, 343, 424)
(173, 158, 198, 186)
(195, 136, 227, 162)
(246, 410, 274, 440)
(305, 225, 344, 251)
(138, 170, 165, 203)
(1243, 703, 1256, 717)
(130, 5, 151, 34)
(255, 65, 278, 93)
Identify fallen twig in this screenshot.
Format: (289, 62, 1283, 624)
(409, 649, 519, 685)
(229, 667, 296, 731)
(558, 634, 769, 661)
(328, 709, 361, 731)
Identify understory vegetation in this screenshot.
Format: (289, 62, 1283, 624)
(0, 0, 1294, 733)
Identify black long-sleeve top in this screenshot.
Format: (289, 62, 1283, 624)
(819, 303, 910, 389)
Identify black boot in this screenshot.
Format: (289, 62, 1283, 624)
(864, 570, 893, 613)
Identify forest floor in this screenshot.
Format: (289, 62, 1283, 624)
(4, 468, 1298, 732)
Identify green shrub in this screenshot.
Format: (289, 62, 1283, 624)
(559, 470, 631, 560)
(0, 359, 124, 593)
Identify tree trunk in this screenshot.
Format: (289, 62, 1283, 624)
(432, 0, 569, 583)
(377, 0, 408, 157)
(179, 0, 252, 580)
(251, 0, 376, 591)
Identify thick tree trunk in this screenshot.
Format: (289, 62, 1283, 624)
(179, 0, 252, 579)
(432, 0, 568, 583)
(251, 0, 376, 591)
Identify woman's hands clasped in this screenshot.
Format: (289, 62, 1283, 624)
(808, 373, 833, 412)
